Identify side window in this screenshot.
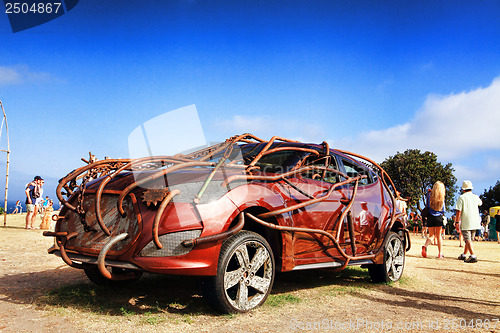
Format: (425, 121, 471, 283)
(341, 159, 372, 186)
(302, 154, 340, 184)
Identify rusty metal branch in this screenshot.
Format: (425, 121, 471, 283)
(116, 161, 217, 216)
(56, 159, 130, 213)
(42, 231, 79, 267)
(281, 177, 315, 199)
(181, 212, 245, 247)
(195, 133, 264, 161)
(221, 165, 347, 188)
(258, 176, 365, 219)
(336, 149, 400, 231)
(246, 213, 376, 262)
(152, 189, 181, 249)
(97, 233, 136, 281)
(247, 135, 300, 168)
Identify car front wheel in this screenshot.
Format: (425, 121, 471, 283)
(201, 231, 275, 313)
(368, 231, 405, 283)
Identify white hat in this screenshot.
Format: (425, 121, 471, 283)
(462, 180, 473, 190)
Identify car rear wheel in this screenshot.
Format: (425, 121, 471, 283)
(84, 265, 143, 287)
(201, 231, 275, 313)
(368, 231, 405, 283)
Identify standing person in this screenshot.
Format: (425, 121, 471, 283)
(495, 209, 500, 244)
(42, 196, 49, 214)
(456, 180, 482, 263)
(395, 191, 408, 225)
(12, 200, 22, 214)
(421, 189, 431, 239)
(25, 176, 43, 229)
(453, 219, 463, 247)
(481, 211, 490, 241)
(33, 179, 44, 227)
(422, 181, 446, 259)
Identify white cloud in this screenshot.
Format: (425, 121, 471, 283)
(0, 65, 54, 86)
(335, 77, 500, 162)
(455, 156, 500, 182)
(210, 78, 500, 192)
(0, 66, 22, 85)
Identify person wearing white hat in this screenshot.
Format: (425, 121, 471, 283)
(455, 180, 482, 263)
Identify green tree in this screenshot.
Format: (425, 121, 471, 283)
(380, 149, 457, 214)
(480, 180, 500, 210)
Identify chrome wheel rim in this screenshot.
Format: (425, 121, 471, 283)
(223, 240, 273, 311)
(385, 237, 404, 281)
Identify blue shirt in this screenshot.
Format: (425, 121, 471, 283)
(25, 184, 37, 205)
(426, 192, 445, 216)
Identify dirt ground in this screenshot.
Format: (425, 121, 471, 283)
(1, 213, 499, 333)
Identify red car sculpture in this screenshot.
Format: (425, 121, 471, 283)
(45, 134, 410, 313)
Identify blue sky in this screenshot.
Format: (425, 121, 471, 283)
(0, 0, 499, 211)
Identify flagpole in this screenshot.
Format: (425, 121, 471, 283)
(0, 101, 10, 226)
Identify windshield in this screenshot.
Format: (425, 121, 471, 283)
(205, 143, 310, 174)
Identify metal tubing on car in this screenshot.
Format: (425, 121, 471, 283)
(195, 157, 227, 203)
(347, 211, 357, 255)
(195, 133, 264, 161)
(94, 155, 207, 234)
(116, 161, 218, 217)
(334, 179, 359, 243)
(335, 148, 412, 256)
(56, 158, 130, 212)
(94, 162, 134, 235)
(403, 228, 411, 251)
(336, 150, 400, 228)
(258, 176, 365, 219)
(247, 135, 299, 168)
(58, 232, 78, 267)
(43, 231, 78, 267)
(152, 189, 181, 249)
(182, 212, 245, 247)
(222, 165, 346, 188)
(246, 213, 378, 263)
(97, 233, 129, 280)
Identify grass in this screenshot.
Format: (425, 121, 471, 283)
(36, 276, 202, 317)
(265, 293, 301, 307)
(139, 313, 166, 325)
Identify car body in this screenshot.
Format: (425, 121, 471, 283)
(45, 133, 410, 313)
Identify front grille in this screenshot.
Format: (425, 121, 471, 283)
(60, 193, 140, 256)
(139, 229, 202, 257)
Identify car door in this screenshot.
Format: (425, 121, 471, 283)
(338, 157, 383, 255)
(284, 153, 346, 264)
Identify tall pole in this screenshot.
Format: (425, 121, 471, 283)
(0, 101, 10, 227)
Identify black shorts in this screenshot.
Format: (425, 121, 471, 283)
(427, 214, 444, 228)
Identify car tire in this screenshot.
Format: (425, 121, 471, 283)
(84, 265, 143, 287)
(368, 231, 405, 283)
(200, 230, 275, 313)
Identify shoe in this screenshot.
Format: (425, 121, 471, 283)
(437, 254, 444, 259)
(458, 254, 466, 260)
(465, 256, 477, 263)
(421, 246, 427, 258)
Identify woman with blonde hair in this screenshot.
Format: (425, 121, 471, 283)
(422, 181, 446, 258)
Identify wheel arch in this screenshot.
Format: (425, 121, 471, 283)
(390, 219, 411, 252)
(225, 206, 284, 272)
